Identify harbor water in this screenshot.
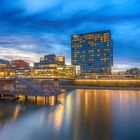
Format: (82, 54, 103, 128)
(0, 89, 140, 140)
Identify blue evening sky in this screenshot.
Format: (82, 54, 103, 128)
(0, 0, 140, 71)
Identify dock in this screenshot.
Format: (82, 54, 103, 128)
(0, 77, 66, 104)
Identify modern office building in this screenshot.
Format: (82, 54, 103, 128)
(0, 59, 10, 69)
(11, 60, 30, 69)
(32, 64, 75, 78)
(71, 30, 113, 75)
(55, 56, 65, 66)
(0, 59, 10, 78)
(0, 59, 31, 78)
(34, 54, 65, 69)
(10, 60, 30, 78)
(33, 54, 75, 78)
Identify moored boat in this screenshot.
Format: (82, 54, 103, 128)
(0, 94, 20, 101)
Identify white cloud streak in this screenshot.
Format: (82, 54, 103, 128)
(0, 47, 41, 63)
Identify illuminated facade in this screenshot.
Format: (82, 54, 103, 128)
(55, 56, 65, 66)
(0, 56, 79, 78)
(11, 60, 30, 78)
(11, 60, 29, 69)
(10, 69, 31, 78)
(0, 59, 30, 78)
(0, 59, 10, 78)
(34, 54, 65, 69)
(33, 55, 74, 78)
(0, 59, 10, 69)
(32, 64, 75, 78)
(71, 30, 113, 75)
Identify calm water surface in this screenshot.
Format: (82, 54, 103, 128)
(0, 89, 140, 140)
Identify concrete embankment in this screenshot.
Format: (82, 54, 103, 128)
(62, 85, 140, 91)
(74, 79, 140, 87)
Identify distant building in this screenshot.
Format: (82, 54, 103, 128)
(32, 64, 75, 78)
(71, 30, 113, 75)
(0, 59, 10, 69)
(11, 60, 29, 69)
(10, 60, 30, 78)
(40, 54, 56, 65)
(0, 59, 10, 78)
(55, 56, 65, 66)
(34, 54, 65, 69)
(33, 54, 76, 78)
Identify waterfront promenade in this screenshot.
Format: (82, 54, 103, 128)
(62, 85, 140, 91)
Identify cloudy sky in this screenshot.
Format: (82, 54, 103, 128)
(0, 0, 140, 71)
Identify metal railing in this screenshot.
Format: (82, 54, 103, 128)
(15, 77, 45, 94)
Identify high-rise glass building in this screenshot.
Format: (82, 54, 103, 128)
(71, 30, 113, 75)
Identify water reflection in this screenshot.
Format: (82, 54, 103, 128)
(0, 89, 140, 140)
(69, 89, 112, 140)
(12, 105, 21, 121)
(111, 90, 140, 140)
(18, 93, 65, 106)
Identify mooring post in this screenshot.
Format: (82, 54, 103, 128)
(25, 96, 27, 101)
(16, 94, 19, 99)
(48, 96, 49, 105)
(35, 96, 37, 103)
(55, 95, 58, 103)
(45, 96, 47, 104)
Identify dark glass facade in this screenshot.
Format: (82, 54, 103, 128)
(71, 30, 113, 74)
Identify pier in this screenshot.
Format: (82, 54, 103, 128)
(0, 77, 65, 104)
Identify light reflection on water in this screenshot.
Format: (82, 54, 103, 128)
(0, 89, 140, 140)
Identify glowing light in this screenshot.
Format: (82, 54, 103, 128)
(12, 105, 20, 121)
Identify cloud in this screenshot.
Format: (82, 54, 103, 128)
(0, 46, 41, 63)
(0, 33, 71, 64)
(112, 63, 140, 72)
(0, 0, 140, 70)
(21, 0, 63, 14)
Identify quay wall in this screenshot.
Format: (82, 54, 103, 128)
(74, 79, 140, 87)
(34, 79, 140, 87)
(1, 78, 140, 88)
